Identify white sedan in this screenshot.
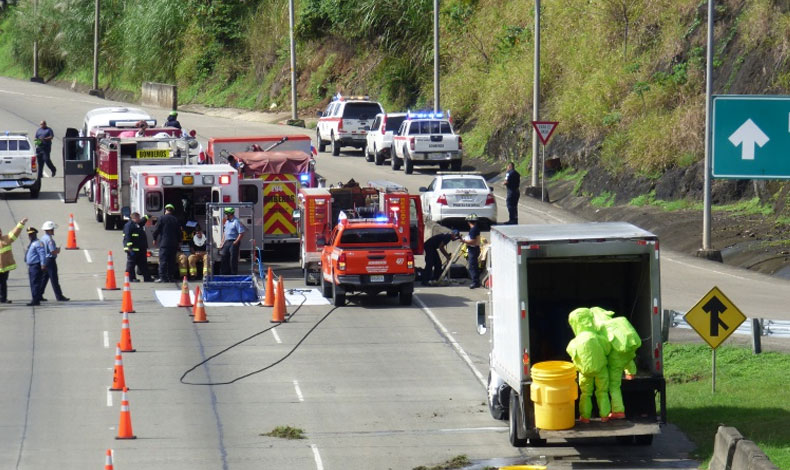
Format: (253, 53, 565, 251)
(419, 174, 497, 225)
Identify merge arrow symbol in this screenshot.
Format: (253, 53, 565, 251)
(702, 296, 729, 337)
(728, 119, 769, 160)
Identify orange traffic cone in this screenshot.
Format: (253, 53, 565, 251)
(110, 343, 127, 391)
(119, 311, 135, 352)
(65, 213, 78, 250)
(104, 449, 114, 470)
(177, 276, 193, 307)
(190, 285, 201, 317)
(193, 290, 208, 323)
(262, 267, 274, 307)
(270, 275, 286, 323)
(119, 272, 135, 314)
(102, 251, 119, 290)
(116, 387, 136, 440)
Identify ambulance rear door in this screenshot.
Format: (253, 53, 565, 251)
(239, 179, 264, 253)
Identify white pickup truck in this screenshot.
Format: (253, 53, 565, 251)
(391, 115, 462, 174)
(0, 132, 41, 198)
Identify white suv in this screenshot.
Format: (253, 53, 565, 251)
(316, 96, 384, 156)
(0, 132, 41, 198)
(365, 112, 407, 166)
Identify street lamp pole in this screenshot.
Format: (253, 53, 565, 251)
(433, 0, 440, 112)
(31, 0, 42, 83)
(530, 0, 540, 187)
(88, 0, 103, 97)
(289, 0, 297, 122)
(702, 0, 714, 251)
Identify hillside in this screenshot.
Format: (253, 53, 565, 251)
(1, 0, 789, 275)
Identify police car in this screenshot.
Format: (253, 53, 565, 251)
(316, 94, 384, 156)
(419, 173, 497, 226)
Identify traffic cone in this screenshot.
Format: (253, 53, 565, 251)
(102, 251, 119, 291)
(65, 213, 78, 250)
(116, 387, 136, 440)
(104, 449, 114, 470)
(110, 343, 127, 391)
(270, 275, 286, 323)
(119, 272, 135, 314)
(119, 311, 135, 352)
(190, 285, 201, 317)
(193, 290, 208, 323)
(262, 267, 274, 307)
(177, 276, 193, 307)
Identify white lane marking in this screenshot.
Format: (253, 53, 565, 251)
(415, 296, 486, 388)
(293, 380, 304, 402)
(96, 288, 104, 301)
(73, 221, 80, 231)
(662, 253, 752, 281)
(271, 328, 282, 344)
(106, 388, 113, 407)
(103, 330, 109, 348)
(310, 444, 324, 470)
(83, 250, 92, 263)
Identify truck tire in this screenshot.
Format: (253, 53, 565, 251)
(488, 373, 508, 420)
(365, 145, 374, 162)
(29, 179, 41, 199)
(391, 151, 401, 171)
(320, 274, 332, 298)
(332, 280, 345, 306)
(374, 146, 384, 166)
(451, 159, 462, 171)
(508, 391, 528, 447)
(331, 134, 340, 156)
(439, 162, 450, 171)
(404, 154, 414, 174)
(95, 206, 103, 223)
(303, 268, 312, 285)
(317, 130, 326, 152)
(103, 213, 114, 231)
(398, 283, 413, 305)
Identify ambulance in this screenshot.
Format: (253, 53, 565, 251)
(127, 164, 240, 267)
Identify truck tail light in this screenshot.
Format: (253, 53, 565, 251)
(146, 176, 158, 186)
(381, 115, 387, 132)
(219, 175, 231, 185)
(338, 253, 347, 271)
(31, 155, 37, 173)
(406, 252, 414, 269)
(436, 194, 448, 206)
(146, 250, 152, 258)
(409, 137, 415, 151)
(458, 136, 463, 150)
(485, 193, 495, 205)
(338, 119, 344, 131)
(222, 195, 231, 203)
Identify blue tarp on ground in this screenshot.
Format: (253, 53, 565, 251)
(203, 275, 258, 303)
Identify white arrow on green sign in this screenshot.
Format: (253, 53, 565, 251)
(712, 95, 790, 179)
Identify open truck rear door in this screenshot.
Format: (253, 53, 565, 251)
(62, 127, 96, 203)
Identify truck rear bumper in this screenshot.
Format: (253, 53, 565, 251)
(0, 178, 37, 189)
(536, 419, 660, 439)
(411, 152, 460, 162)
(337, 273, 414, 287)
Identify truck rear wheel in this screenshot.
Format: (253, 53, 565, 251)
(391, 151, 402, 171)
(95, 206, 103, 223)
(332, 281, 345, 306)
(331, 134, 340, 156)
(103, 213, 114, 231)
(488, 373, 508, 420)
(29, 179, 41, 199)
(451, 159, 462, 171)
(404, 155, 414, 174)
(320, 274, 332, 298)
(317, 130, 326, 152)
(374, 146, 384, 166)
(508, 391, 528, 447)
(365, 146, 374, 162)
(398, 288, 412, 306)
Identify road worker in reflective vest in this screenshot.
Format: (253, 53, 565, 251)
(589, 306, 641, 420)
(0, 217, 28, 303)
(567, 307, 611, 423)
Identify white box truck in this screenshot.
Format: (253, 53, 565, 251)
(477, 222, 665, 447)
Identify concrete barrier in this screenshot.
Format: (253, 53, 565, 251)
(709, 426, 743, 470)
(731, 439, 778, 470)
(141, 82, 177, 110)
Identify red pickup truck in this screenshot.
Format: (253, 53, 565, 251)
(320, 219, 415, 306)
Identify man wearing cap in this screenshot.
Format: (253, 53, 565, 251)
(39, 221, 69, 301)
(220, 207, 245, 275)
(462, 214, 482, 289)
(421, 229, 460, 286)
(123, 212, 152, 282)
(0, 217, 28, 303)
(152, 204, 181, 282)
(165, 111, 181, 129)
(25, 227, 47, 306)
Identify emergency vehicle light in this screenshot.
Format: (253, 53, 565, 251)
(375, 216, 389, 223)
(145, 176, 158, 186)
(162, 176, 174, 186)
(182, 176, 194, 185)
(299, 173, 310, 183)
(406, 110, 449, 120)
(219, 175, 231, 185)
(202, 176, 215, 185)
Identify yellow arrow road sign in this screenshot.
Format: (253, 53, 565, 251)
(684, 286, 746, 349)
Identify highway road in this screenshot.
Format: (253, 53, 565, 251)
(1, 76, 786, 469)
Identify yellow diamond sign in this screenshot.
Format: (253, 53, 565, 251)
(684, 286, 747, 349)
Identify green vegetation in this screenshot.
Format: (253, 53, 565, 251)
(413, 454, 471, 470)
(590, 191, 615, 208)
(260, 425, 305, 440)
(664, 344, 790, 468)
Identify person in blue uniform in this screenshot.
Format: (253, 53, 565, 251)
(39, 221, 69, 301)
(25, 227, 47, 306)
(152, 204, 181, 283)
(462, 214, 482, 289)
(220, 207, 245, 275)
(503, 162, 521, 224)
(123, 212, 152, 282)
(421, 229, 460, 286)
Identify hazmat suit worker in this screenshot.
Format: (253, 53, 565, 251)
(566, 307, 611, 423)
(589, 307, 641, 420)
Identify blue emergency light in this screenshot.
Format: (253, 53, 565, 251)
(299, 173, 310, 183)
(406, 110, 449, 120)
(374, 216, 389, 223)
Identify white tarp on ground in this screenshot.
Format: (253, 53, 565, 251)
(154, 287, 330, 308)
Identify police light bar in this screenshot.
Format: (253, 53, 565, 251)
(405, 110, 451, 120)
(332, 93, 370, 102)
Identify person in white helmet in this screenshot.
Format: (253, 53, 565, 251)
(39, 221, 69, 301)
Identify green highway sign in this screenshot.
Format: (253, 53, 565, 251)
(712, 95, 790, 179)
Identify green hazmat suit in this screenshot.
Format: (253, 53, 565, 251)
(590, 307, 642, 415)
(566, 308, 611, 420)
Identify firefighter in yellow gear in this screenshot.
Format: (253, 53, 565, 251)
(188, 228, 208, 278)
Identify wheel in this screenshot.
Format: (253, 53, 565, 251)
(439, 162, 450, 171)
(372, 145, 382, 165)
(404, 154, 414, 174)
(508, 390, 528, 447)
(451, 159, 462, 171)
(332, 279, 345, 306)
(29, 179, 41, 199)
(103, 212, 114, 230)
(95, 206, 103, 223)
(365, 145, 373, 162)
(303, 268, 311, 285)
(488, 374, 508, 420)
(320, 273, 332, 297)
(634, 434, 654, 446)
(391, 151, 401, 170)
(331, 134, 340, 156)
(398, 284, 413, 305)
(317, 130, 326, 152)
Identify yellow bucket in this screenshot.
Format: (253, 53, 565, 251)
(529, 361, 578, 430)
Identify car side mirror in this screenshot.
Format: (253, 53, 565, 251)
(419, 186, 428, 192)
(316, 111, 323, 117)
(475, 301, 487, 335)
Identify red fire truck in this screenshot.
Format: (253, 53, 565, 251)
(295, 180, 424, 285)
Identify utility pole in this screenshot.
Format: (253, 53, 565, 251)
(287, 0, 302, 126)
(30, 0, 42, 83)
(433, 0, 440, 112)
(530, 0, 540, 188)
(88, 0, 103, 97)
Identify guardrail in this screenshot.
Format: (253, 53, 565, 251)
(710, 426, 778, 470)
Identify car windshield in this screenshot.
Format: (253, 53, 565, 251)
(385, 116, 406, 131)
(441, 178, 487, 190)
(344, 103, 382, 120)
(340, 228, 399, 244)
